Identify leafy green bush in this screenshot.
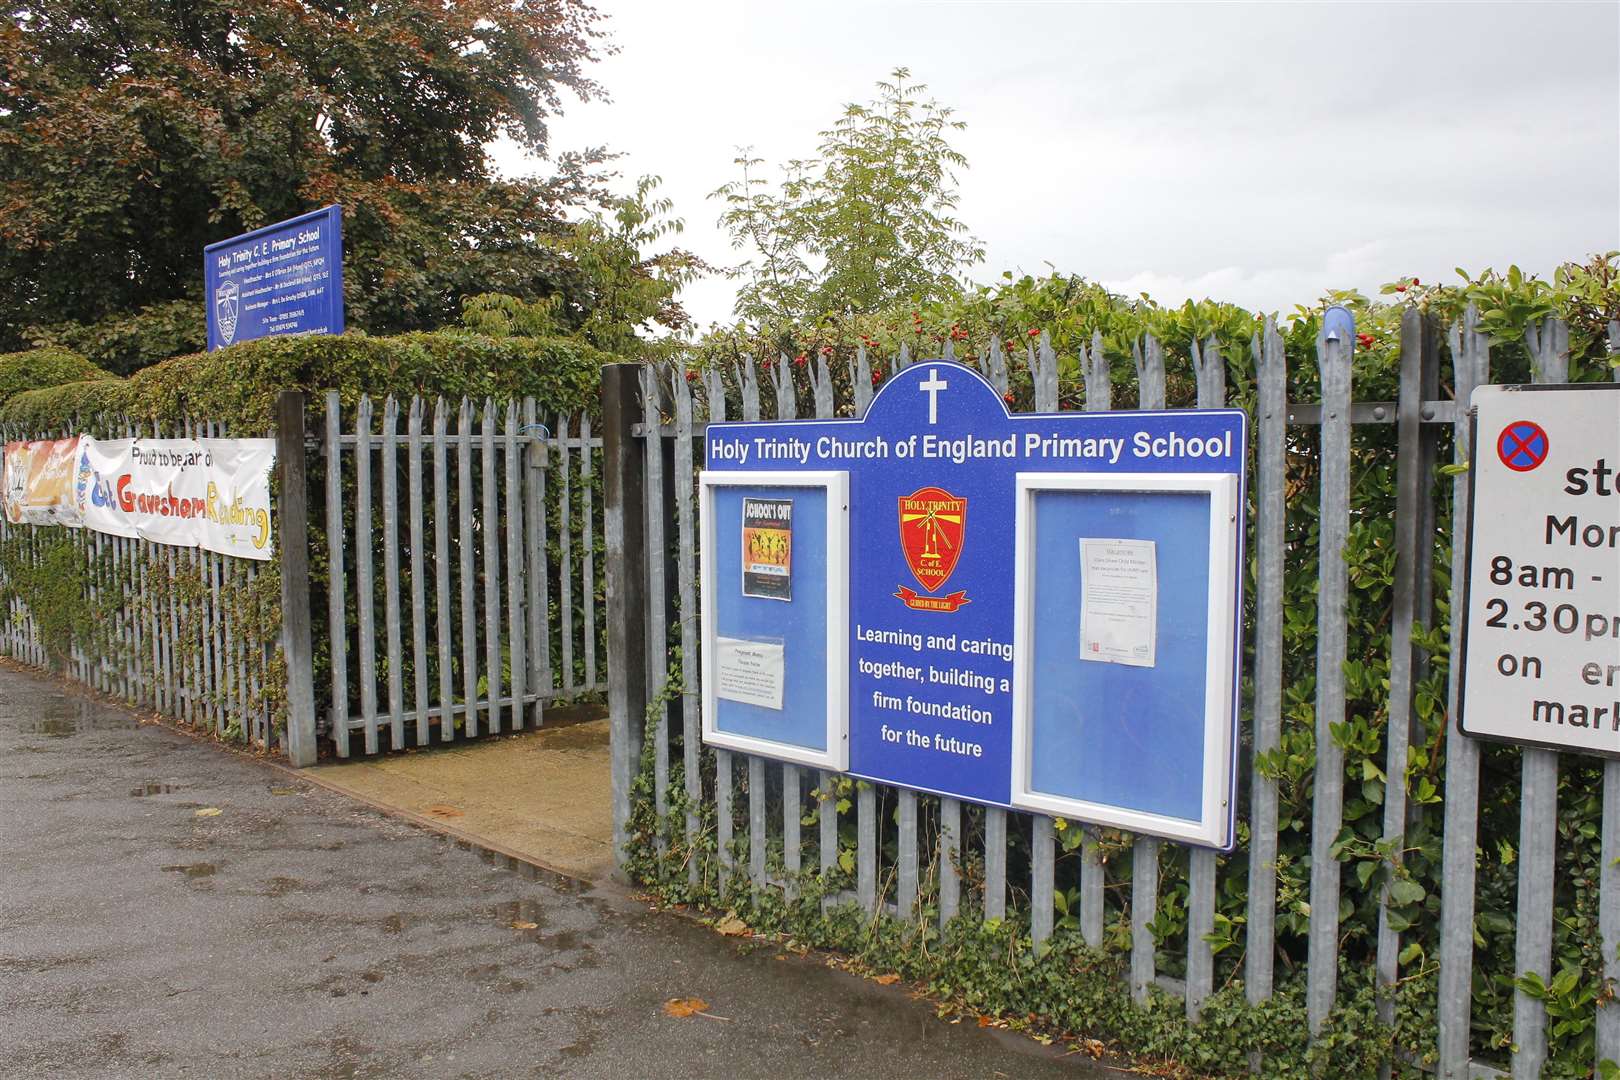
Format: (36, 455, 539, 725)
(0, 347, 116, 409)
(0, 329, 610, 434)
(25, 299, 207, 376)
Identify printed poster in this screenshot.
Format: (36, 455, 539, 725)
(1079, 538, 1158, 668)
(713, 636, 786, 710)
(741, 496, 793, 601)
(2, 437, 83, 527)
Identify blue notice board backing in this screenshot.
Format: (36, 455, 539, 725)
(204, 205, 344, 351)
(699, 361, 1246, 848)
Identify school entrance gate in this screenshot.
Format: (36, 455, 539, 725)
(4, 310, 1618, 1074)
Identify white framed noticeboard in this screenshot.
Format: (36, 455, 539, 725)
(1007, 471, 1243, 848)
(699, 470, 851, 771)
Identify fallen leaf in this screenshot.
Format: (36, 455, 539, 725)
(663, 997, 709, 1018)
(714, 913, 750, 937)
(511, 921, 538, 930)
(1066, 1038, 1106, 1059)
(977, 1015, 994, 1028)
(425, 804, 463, 819)
(269, 786, 299, 796)
(872, 973, 900, 986)
(194, 807, 221, 818)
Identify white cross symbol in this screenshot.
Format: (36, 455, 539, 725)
(918, 368, 948, 425)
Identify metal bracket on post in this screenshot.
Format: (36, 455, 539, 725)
(275, 390, 318, 767)
(522, 423, 550, 469)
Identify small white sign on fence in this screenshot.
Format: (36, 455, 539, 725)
(1459, 383, 1620, 756)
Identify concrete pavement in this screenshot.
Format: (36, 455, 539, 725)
(0, 662, 1109, 1078)
(307, 710, 615, 881)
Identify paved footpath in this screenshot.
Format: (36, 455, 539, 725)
(0, 663, 1107, 1079)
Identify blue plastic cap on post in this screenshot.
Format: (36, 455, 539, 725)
(1323, 305, 1355, 344)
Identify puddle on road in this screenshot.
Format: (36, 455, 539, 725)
(131, 783, 179, 797)
(161, 862, 217, 878)
(490, 898, 546, 935)
(14, 698, 139, 737)
(476, 848, 542, 882)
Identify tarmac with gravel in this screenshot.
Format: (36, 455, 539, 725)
(0, 661, 1109, 1079)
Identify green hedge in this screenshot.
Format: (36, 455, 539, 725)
(0, 330, 609, 434)
(0, 347, 117, 409)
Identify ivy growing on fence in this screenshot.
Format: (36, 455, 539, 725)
(623, 259, 1620, 1076)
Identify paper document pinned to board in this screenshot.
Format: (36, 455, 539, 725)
(1079, 538, 1157, 668)
(714, 637, 786, 710)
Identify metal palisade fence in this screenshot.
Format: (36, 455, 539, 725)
(0, 413, 282, 751)
(0, 392, 608, 763)
(603, 310, 1620, 1076)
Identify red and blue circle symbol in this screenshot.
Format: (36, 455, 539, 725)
(1497, 420, 1550, 472)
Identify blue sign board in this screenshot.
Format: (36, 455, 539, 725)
(203, 205, 344, 350)
(700, 361, 1247, 848)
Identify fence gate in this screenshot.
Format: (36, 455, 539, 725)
(316, 392, 606, 757)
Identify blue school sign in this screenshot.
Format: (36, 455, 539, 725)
(203, 205, 344, 351)
(699, 361, 1248, 848)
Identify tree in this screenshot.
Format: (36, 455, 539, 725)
(461, 174, 712, 359)
(712, 68, 983, 327)
(0, 0, 613, 364)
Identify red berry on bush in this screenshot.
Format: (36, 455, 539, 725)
(1003, 392, 1015, 404)
(871, 370, 883, 384)
(1027, 328, 1040, 337)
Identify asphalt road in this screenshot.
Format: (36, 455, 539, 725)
(0, 662, 1106, 1079)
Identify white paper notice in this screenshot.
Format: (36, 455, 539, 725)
(714, 637, 786, 710)
(1079, 538, 1158, 668)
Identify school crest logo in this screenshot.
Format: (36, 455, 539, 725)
(895, 486, 970, 611)
(214, 279, 240, 345)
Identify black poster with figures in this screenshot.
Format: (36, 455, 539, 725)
(741, 497, 793, 601)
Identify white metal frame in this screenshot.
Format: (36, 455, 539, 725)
(699, 469, 850, 771)
(1008, 471, 1241, 848)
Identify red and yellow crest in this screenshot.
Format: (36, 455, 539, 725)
(895, 486, 970, 611)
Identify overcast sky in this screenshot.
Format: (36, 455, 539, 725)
(494, 0, 1620, 330)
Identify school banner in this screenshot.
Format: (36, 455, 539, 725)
(3, 437, 84, 527)
(5, 435, 275, 560)
(76, 437, 276, 560)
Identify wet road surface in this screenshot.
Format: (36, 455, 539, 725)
(0, 663, 1106, 1078)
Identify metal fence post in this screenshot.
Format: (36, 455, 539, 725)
(1307, 308, 1355, 1037)
(275, 390, 318, 767)
(603, 363, 650, 873)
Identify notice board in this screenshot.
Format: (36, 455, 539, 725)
(204, 205, 344, 351)
(699, 361, 1247, 848)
